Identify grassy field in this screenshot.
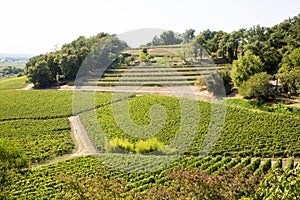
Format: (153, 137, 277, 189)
(0, 76, 27, 90)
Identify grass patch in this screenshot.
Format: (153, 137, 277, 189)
(226, 98, 300, 117)
(0, 76, 27, 90)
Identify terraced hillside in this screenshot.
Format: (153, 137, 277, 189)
(97, 63, 222, 87)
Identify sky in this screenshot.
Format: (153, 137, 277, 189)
(1, 0, 300, 55)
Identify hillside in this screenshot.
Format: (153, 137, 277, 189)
(1, 13, 300, 200)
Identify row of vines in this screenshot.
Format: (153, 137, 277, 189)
(3, 155, 298, 199)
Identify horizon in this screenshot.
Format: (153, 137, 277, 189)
(1, 0, 300, 55)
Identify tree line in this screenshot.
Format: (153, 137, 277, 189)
(192, 14, 300, 100)
(25, 33, 127, 87)
(26, 14, 300, 98)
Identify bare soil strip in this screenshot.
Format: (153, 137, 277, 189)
(68, 116, 98, 157)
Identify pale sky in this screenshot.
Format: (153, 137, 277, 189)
(1, 0, 300, 54)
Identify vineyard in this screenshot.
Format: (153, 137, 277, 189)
(0, 90, 131, 120)
(0, 118, 73, 162)
(1, 80, 300, 198)
(80, 94, 300, 158)
(0, 90, 131, 164)
(3, 155, 299, 199)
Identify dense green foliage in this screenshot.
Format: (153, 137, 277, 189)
(277, 70, 300, 96)
(192, 14, 300, 98)
(239, 72, 272, 102)
(231, 51, 264, 88)
(279, 47, 300, 72)
(146, 30, 193, 46)
(25, 33, 128, 87)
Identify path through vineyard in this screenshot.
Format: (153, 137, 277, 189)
(69, 116, 98, 157)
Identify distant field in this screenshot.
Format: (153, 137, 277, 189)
(0, 61, 26, 69)
(0, 76, 27, 90)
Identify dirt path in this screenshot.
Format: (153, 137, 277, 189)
(68, 116, 98, 157)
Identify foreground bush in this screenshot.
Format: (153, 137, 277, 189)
(134, 167, 262, 200)
(254, 167, 300, 199)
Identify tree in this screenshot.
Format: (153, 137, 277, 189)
(277, 47, 300, 96)
(231, 51, 264, 87)
(27, 60, 53, 87)
(45, 53, 61, 81)
(26, 32, 112, 86)
(195, 29, 216, 54)
(159, 30, 182, 45)
(239, 72, 272, 102)
(182, 29, 195, 43)
(279, 47, 300, 72)
(60, 49, 80, 80)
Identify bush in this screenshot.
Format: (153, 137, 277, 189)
(106, 137, 164, 154)
(135, 138, 164, 154)
(135, 167, 262, 200)
(238, 72, 272, 102)
(107, 138, 134, 153)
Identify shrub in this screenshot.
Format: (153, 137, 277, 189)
(135, 138, 164, 154)
(239, 72, 272, 102)
(135, 167, 262, 200)
(107, 138, 134, 153)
